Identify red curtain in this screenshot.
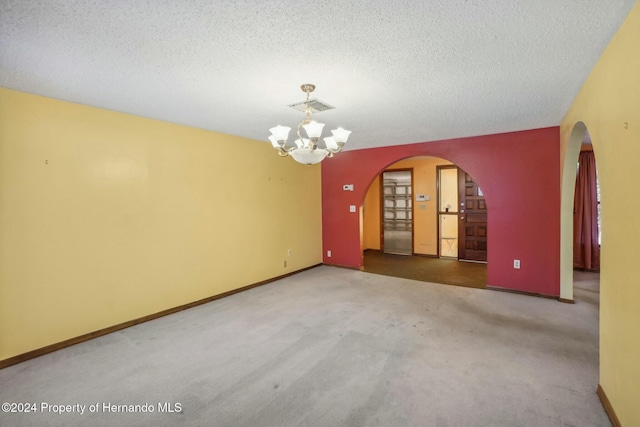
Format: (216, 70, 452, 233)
(573, 150, 600, 271)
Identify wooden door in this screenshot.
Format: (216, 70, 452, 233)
(458, 169, 487, 262)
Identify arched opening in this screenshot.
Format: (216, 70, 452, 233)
(560, 122, 601, 302)
(360, 155, 487, 288)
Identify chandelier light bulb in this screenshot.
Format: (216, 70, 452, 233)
(331, 127, 352, 144)
(324, 136, 338, 150)
(294, 138, 310, 149)
(302, 121, 325, 139)
(269, 125, 291, 143)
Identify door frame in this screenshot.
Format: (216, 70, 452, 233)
(436, 165, 459, 258)
(379, 168, 414, 255)
(560, 121, 589, 302)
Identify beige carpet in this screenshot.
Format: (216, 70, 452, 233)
(0, 267, 607, 427)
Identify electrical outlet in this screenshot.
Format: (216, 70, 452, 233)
(514, 259, 520, 269)
(287, 249, 292, 256)
(327, 250, 332, 257)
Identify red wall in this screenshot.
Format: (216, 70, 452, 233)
(321, 127, 561, 296)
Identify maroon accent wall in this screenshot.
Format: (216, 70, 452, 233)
(321, 127, 561, 296)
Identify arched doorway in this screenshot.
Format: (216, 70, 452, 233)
(361, 156, 487, 288)
(560, 122, 601, 302)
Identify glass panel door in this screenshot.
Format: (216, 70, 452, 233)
(438, 167, 458, 258)
(382, 170, 412, 255)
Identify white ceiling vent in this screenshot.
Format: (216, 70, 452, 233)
(288, 98, 335, 113)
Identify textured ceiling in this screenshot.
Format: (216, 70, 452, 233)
(0, 0, 635, 151)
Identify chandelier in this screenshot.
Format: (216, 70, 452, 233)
(269, 84, 351, 165)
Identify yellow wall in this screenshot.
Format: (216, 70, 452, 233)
(362, 157, 451, 255)
(0, 88, 322, 361)
(560, 1, 640, 424)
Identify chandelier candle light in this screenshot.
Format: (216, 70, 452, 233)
(269, 84, 351, 165)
